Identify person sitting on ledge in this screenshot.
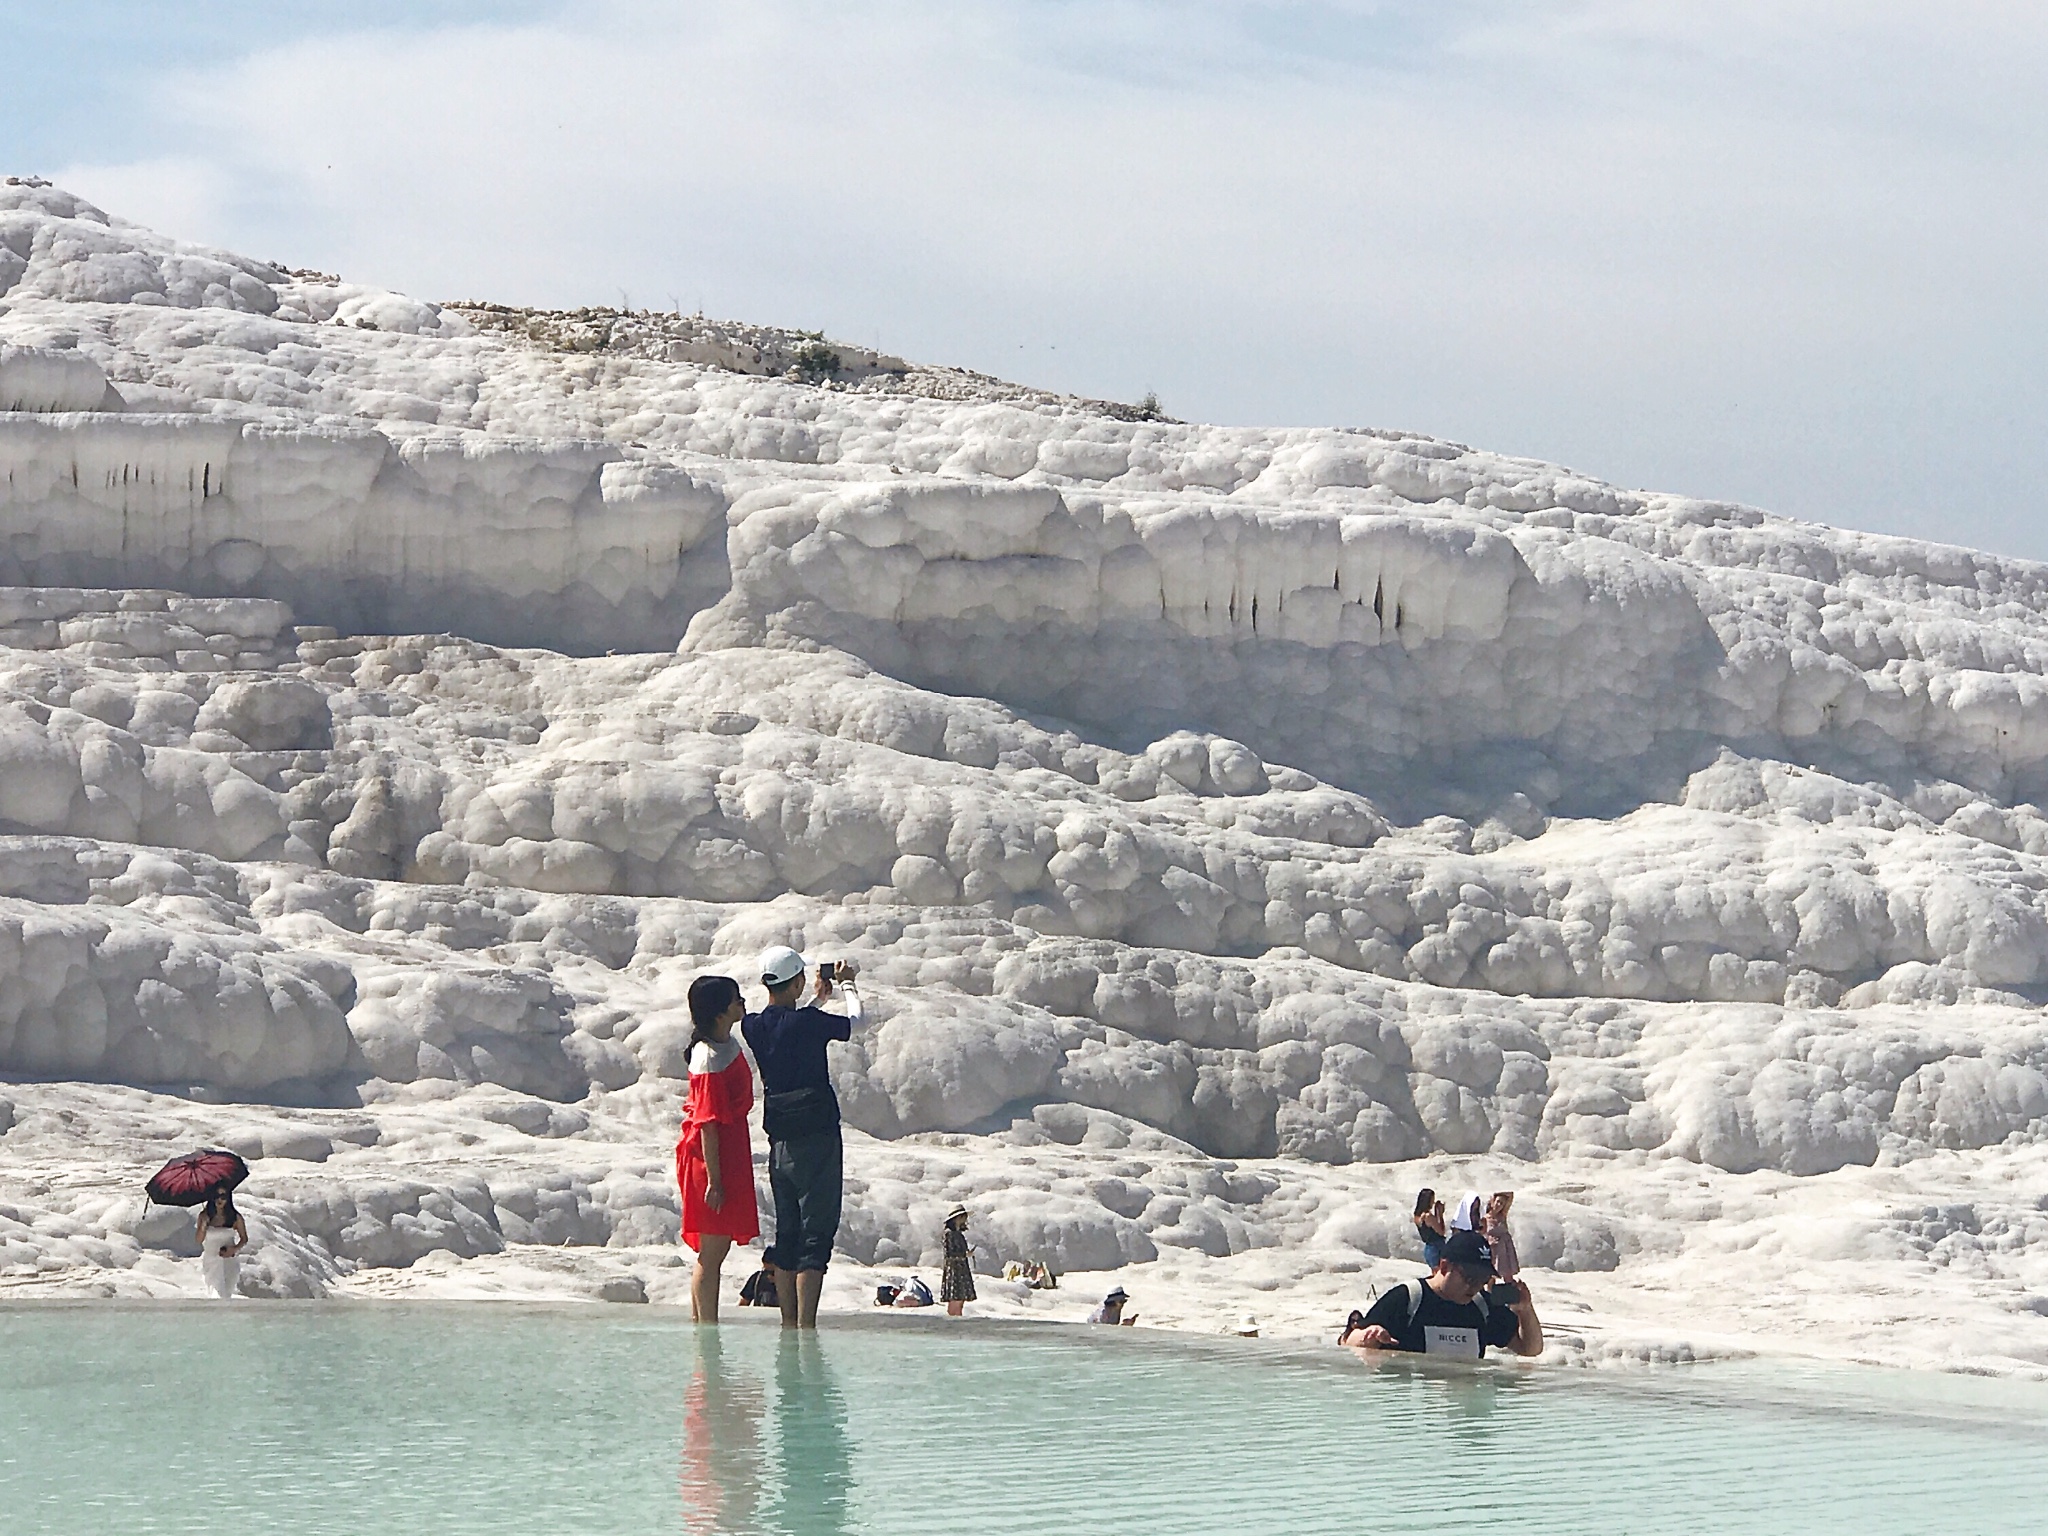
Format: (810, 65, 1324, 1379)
(1087, 1286, 1137, 1325)
(738, 1264, 780, 1309)
(1338, 1230, 1543, 1359)
(891, 1275, 935, 1308)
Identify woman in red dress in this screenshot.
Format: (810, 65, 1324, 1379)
(676, 974, 759, 1322)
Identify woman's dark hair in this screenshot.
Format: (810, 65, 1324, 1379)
(1413, 1187, 1437, 1217)
(205, 1187, 240, 1226)
(687, 974, 743, 1052)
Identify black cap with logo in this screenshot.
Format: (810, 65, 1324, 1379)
(1441, 1229, 1495, 1275)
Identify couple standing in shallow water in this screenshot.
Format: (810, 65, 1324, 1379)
(676, 946, 862, 1328)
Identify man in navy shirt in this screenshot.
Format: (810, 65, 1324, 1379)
(744, 945, 863, 1328)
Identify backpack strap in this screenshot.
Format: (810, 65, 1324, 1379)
(1409, 1278, 1489, 1326)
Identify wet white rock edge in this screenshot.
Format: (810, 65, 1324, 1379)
(4, 1079, 2043, 1379)
(1, 180, 2046, 1377)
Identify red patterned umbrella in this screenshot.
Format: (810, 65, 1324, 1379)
(144, 1149, 250, 1207)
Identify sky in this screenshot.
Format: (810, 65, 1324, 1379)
(9, 1, 2047, 557)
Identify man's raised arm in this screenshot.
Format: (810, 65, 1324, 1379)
(1507, 1283, 1544, 1357)
(814, 962, 862, 1034)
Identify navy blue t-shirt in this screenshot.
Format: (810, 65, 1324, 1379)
(743, 1004, 853, 1102)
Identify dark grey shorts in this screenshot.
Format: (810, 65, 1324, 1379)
(765, 1130, 842, 1274)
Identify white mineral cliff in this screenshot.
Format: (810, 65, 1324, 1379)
(0, 177, 2042, 1372)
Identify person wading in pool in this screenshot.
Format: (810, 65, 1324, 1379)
(1339, 1229, 1543, 1359)
(676, 974, 759, 1324)
(744, 946, 862, 1329)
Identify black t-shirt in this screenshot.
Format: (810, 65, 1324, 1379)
(743, 1005, 852, 1097)
(1361, 1280, 1520, 1358)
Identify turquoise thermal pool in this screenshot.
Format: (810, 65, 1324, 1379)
(2, 1304, 2042, 1535)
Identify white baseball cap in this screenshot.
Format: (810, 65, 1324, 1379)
(759, 945, 806, 986)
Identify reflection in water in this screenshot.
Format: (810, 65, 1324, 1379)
(766, 1335, 853, 1536)
(678, 1333, 853, 1536)
(1433, 1367, 1517, 1451)
(1342, 1351, 1528, 1466)
(12, 1308, 2048, 1536)
(680, 1333, 765, 1534)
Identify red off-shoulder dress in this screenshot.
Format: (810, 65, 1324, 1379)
(676, 1040, 760, 1251)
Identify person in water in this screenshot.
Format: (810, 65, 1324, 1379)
(677, 974, 759, 1323)
(195, 1185, 247, 1300)
(939, 1204, 975, 1317)
(744, 946, 862, 1329)
(1340, 1230, 1543, 1359)
(1413, 1187, 1447, 1270)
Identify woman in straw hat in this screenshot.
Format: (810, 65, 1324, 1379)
(940, 1204, 975, 1316)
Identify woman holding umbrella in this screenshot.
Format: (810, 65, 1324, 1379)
(145, 1148, 252, 1301)
(196, 1186, 248, 1300)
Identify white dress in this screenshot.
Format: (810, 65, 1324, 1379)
(200, 1225, 242, 1300)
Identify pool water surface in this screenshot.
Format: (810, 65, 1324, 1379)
(1, 1304, 2041, 1534)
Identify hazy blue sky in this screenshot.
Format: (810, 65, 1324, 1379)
(10, 2, 2046, 557)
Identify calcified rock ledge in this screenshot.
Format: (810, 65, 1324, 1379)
(0, 178, 2043, 1373)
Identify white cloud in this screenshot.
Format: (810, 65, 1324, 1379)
(43, 1, 2048, 554)
(48, 157, 236, 245)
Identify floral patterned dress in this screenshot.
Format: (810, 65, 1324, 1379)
(940, 1223, 976, 1302)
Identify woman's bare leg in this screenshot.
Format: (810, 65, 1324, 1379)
(692, 1235, 733, 1322)
(947, 1300, 964, 1317)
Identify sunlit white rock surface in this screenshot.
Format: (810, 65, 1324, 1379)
(1, 177, 2043, 1374)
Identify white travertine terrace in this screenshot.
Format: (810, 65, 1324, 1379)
(0, 178, 2042, 1371)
